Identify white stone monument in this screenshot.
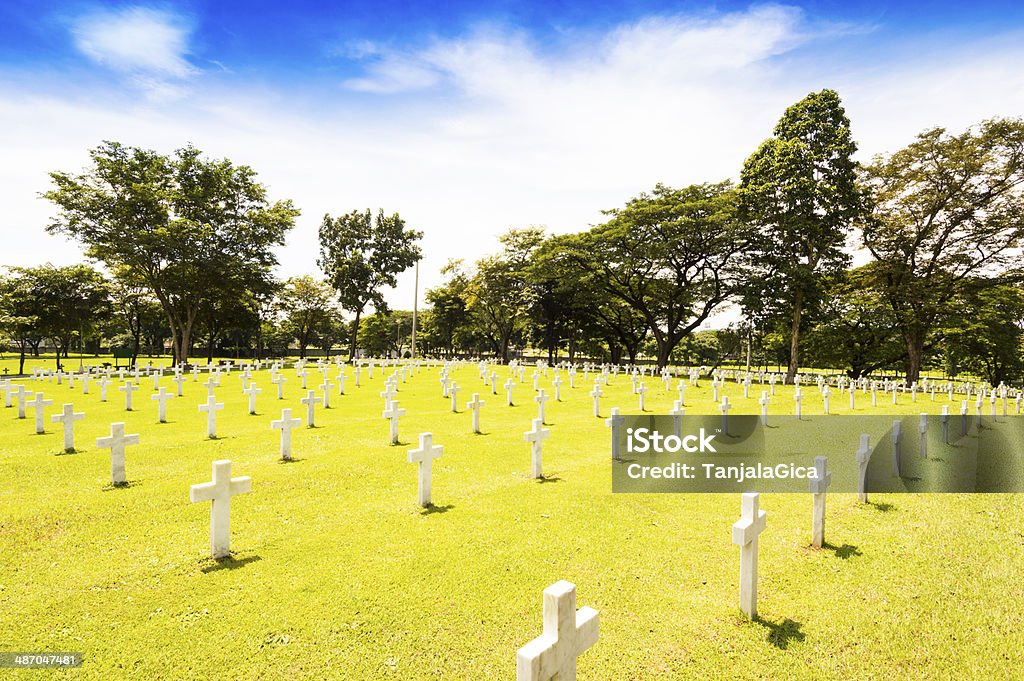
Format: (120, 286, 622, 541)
(96, 422, 139, 486)
(516, 580, 598, 681)
(408, 432, 444, 507)
(189, 459, 251, 559)
(732, 492, 766, 619)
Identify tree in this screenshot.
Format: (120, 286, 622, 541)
(943, 282, 1024, 384)
(0, 270, 43, 375)
(465, 228, 544, 362)
(425, 261, 471, 358)
(318, 209, 422, 359)
(860, 118, 1024, 382)
(802, 266, 904, 378)
(44, 141, 298, 365)
(277, 276, 337, 358)
(109, 273, 165, 367)
(579, 182, 745, 367)
(6, 264, 110, 370)
(739, 89, 865, 381)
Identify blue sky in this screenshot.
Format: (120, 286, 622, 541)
(2, 1, 1023, 313)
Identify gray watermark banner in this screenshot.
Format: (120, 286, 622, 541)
(610, 414, 1024, 493)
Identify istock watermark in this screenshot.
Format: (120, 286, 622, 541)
(611, 414, 1024, 493)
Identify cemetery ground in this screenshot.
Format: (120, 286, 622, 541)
(2, 363, 1024, 679)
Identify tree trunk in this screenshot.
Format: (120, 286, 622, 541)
(18, 345, 25, 375)
(787, 291, 805, 382)
(905, 335, 923, 384)
(348, 310, 362, 360)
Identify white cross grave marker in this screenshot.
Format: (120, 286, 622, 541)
(52, 403, 85, 452)
(856, 434, 872, 503)
(535, 388, 549, 424)
(301, 390, 322, 428)
(590, 383, 602, 418)
(198, 395, 225, 438)
(271, 408, 302, 461)
(467, 393, 485, 434)
(383, 400, 405, 444)
(809, 456, 831, 548)
(524, 417, 551, 479)
(516, 580, 599, 681)
(606, 407, 624, 460)
(119, 381, 138, 411)
(189, 459, 251, 559)
(408, 432, 444, 507)
(732, 492, 767, 619)
(151, 387, 172, 423)
(27, 392, 53, 434)
(96, 422, 139, 486)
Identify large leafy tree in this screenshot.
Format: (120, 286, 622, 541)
(465, 228, 544, 362)
(860, 118, 1024, 382)
(942, 282, 1024, 385)
(425, 261, 471, 358)
(277, 275, 338, 358)
(580, 182, 745, 367)
(44, 142, 298, 364)
(739, 89, 865, 381)
(6, 264, 110, 370)
(318, 209, 422, 359)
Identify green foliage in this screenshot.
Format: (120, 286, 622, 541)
(44, 141, 298, 364)
(943, 282, 1024, 384)
(860, 118, 1024, 381)
(318, 209, 422, 358)
(740, 89, 866, 380)
(582, 182, 745, 366)
(276, 276, 338, 358)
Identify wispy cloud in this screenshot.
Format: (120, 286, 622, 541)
(69, 6, 196, 96)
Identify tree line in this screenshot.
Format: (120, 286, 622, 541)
(1, 90, 1022, 383)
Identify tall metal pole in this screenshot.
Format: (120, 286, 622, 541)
(411, 259, 419, 358)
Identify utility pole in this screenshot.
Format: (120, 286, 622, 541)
(411, 258, 420, 358)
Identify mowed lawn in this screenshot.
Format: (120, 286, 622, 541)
(2, 363, 1023, 679)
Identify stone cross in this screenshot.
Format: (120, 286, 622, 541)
(676, 380, 686, 406)
(239, 383, 260, 415)
(354, 365, 362, 387)
(0, 380, 14, 408)
(27, 392, 53, 434)
(918, 413, 929, 459)
(719, 396, 732, 434)
(189, 459, 251, 559)
(669, 400, 685, 438)
(98, 376, 110, 402)
(605, 407, 624, 460)
(535, 389, 549, 424)
(151, 387, 172, 423)
(712, 377, 720, 402)
(172, 374, 186, 397)
(533, 371, 540, 391)
(450, 381, 461, 413)
(317, 379, 333, 409)
(849, 385, 855, 410)
(758, 391, 769, 426)
(856, 434, 872, 503)
(198, 395, 225, 439)
(960, 399, 969, 436)
(298, 369, 310, 390)
(82, 373, 91, 394)
(505, 378, 516, 406)
(440, 375, 452, 398)
(383, 400, 406, 444)
(732, 492, 767, 619)
(552, 375, 563, 401)
(891, 420, 902, 476)
(96, 422, 139, 486)
(337, 372, 346, 395)
(271, 373, 286, 400)
(52, 403, 85, 452)
(821, 385, 831, 415)
(271, 408, 302, 461)
(119, 381, 138, 411)
(467, 393, 485, 434)
(809, 456, 831, 548)
(380, 385, 398, 410)
(636, 382, 648, 411)
(590, 383, 602, 418)
(524, 417, 550, 479)
(940, 405, 950, 443)
(301, 390, 322, 428)
(408, 432, 444, 507)
(516, 580, 599, 681)
(203, 376, 220, 397)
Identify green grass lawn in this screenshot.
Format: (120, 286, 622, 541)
(2, 364, 1022, 679)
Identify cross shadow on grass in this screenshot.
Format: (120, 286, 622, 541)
(421, 504, 455, 516)
(869, 502, 896, 513)
(278, 457, 305, 464)
(55, 448, 78, 456)
(200, 554, 262, 573)
(538, 475, 563, 483)
(822, 542, 862, 560)
(101, 480, 141, 491)
(755, 617, 805, 649)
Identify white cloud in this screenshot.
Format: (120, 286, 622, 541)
(69, 6, 196, 82)
(5, 6, 1024, 317)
